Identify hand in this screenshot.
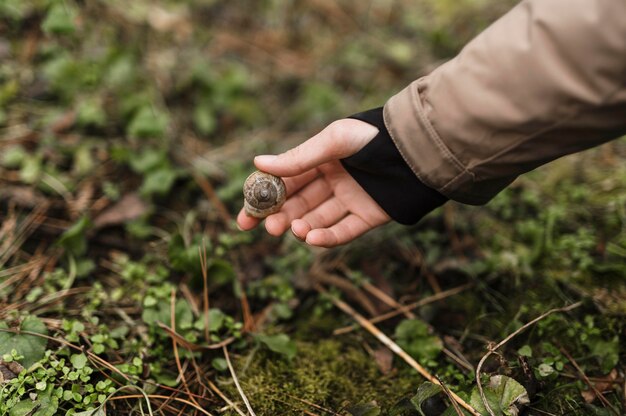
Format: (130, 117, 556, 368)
(236, 119, 391, 247)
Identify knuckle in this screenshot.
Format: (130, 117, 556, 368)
(325, 121, 350, 158)
(293, 194, 310, 213)
(328, 120, 348, 141)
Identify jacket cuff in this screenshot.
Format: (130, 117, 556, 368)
(340, 107, 448, 225)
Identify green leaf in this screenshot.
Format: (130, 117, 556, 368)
(582, 404, 614, 416)
(0, 315, 48, 368)
(8, 400, 36, 416)
(71, 353, 88, 369)
(33, 387, 59, 416)
(470, 375, 529, 416)
(346, 402, 381, 416)
(73, 409, 106, 416)
(175, 299, 194, 329)
(517, 345, 532, 357)
(140, 167, 177, 197)
(168, 233, 201, 275)
(207, 259, 235, 287)
(256, 334, 297, 360)
(129, 149, 168, 174)
(104, 55, 137, 89)
(193, 101, 216, 135)
(410, 382, 443, 416)
(208, 308, 225, 332)
(41, 3, 76, 35)
(20, 155, 42, 184)
(1, 145, 26, 168)
(538, 363, 554, 378)
(10, 386, 58, 416)
(394, 319, 443, 362)
(211, 357, 228, 372)
(73, 144, 95, 176)
(56, 215, 91, 256)
(127, 106, 169, 139)
(77, 98, 106, 128)
(587, 336, 619, 373)
(142, 299, 194, 329)
(0, 0, 30, 20)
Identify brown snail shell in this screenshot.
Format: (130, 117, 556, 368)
(243, 171, 286, 218)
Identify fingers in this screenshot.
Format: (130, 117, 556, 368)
(264, 178, 333, 236)
(304, 214, 375, 248)
(236, 208, 261, 231)
(254, 119, 378, 177)
(299, 198, 348, 229)
(290, 197, 348, 239)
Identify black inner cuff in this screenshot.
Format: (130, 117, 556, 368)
(340, 107, 448, 225)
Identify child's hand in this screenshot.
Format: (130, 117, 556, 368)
(237, 119, 391, 247)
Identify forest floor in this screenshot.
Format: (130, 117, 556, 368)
(0, 1, 624, 415)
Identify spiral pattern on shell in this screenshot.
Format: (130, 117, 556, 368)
(243, 171, 286, 218)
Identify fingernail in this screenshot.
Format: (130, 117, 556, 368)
(291, 226, 304, 241)
(254, 155, 278, 165)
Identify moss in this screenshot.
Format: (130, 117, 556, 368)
(220, 339, 420, 415)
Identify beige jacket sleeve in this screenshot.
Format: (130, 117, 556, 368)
(384, 0, 626, 205)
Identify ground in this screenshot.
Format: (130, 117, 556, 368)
(0, 1, 624, 415)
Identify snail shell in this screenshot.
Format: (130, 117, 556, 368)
(243, 171, 286, 218)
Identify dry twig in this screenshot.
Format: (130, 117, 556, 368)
(199, 240, 211, 344)
(107, 394, 214, 416)
(192, 172, 232, 225)
(157, 322, 234, 350)
(333, 283, 473, 335)
(560, 347, 620, 415)
(475, 302, 583, 416)
(223, 345, 257, 416)
(316, 284, 480, 416)
(207, 379, 247, 416)
(169, 289, 202, 409)
(362, 281, 416, 319)
(436, 375, 464, 416)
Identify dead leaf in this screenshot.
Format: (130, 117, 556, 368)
(69, 181, 94, 219)
(93, 193, 148, 229)
(0, 38, 11, 61)
(581, 368, 619, 403)
(0, 359, 24, 383)
(0, 186, 47, 208)
(50, 111, 76, 134)
(147, 7, 192, 40)
(374, 347, 393, 374)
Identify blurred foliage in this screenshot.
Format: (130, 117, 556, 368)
(0, 0, 624, 415)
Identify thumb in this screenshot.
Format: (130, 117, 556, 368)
(254, 119, 378, 177)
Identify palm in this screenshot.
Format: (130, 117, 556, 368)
(236, 118, 390, 247)
(316, 161, 389, 228)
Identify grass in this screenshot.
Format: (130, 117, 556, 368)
(0, 1, 624, 415)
